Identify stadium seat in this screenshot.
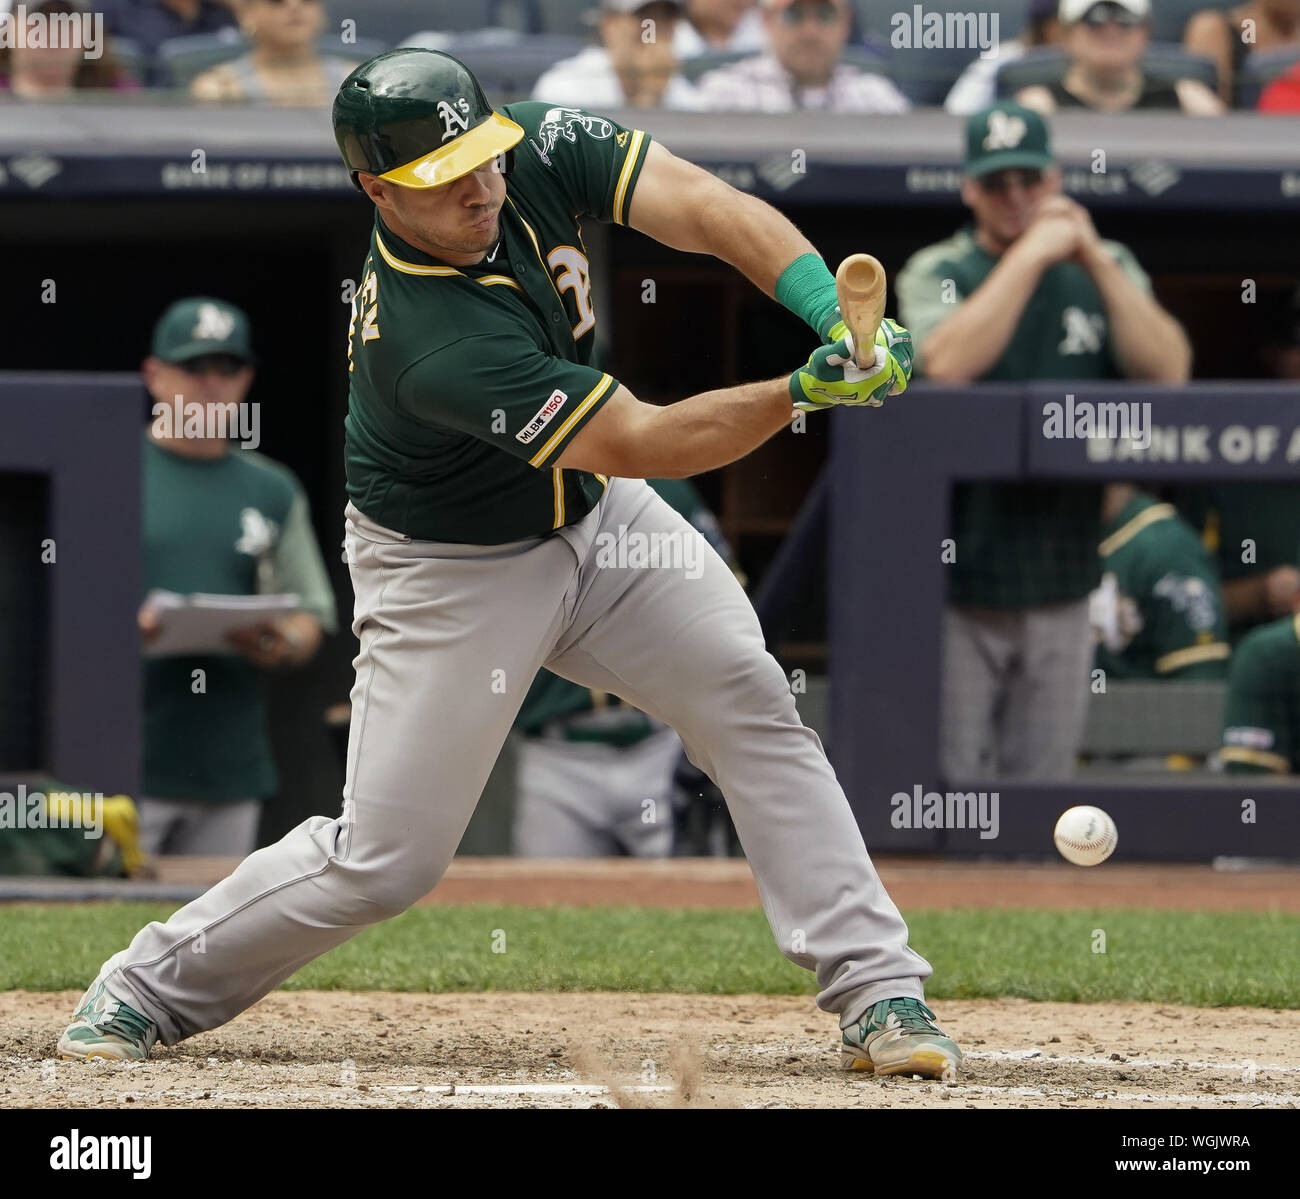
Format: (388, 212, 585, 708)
(1237, 46, 1300, 108)
(994, 43, 1219, 97)
(108, 37, 147, 86)
(534, 0, 596, 38)
(157, 32, 388, 89)
(1148, 0, 1235, 45)
(322, 0, 502, 47)
(852, 0, 1030, 106)
(681, 49, 751, 83)
(851, 0, 1031, 46)
(438, 31, 586, 100)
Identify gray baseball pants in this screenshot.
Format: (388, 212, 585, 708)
(98, 478, 931, 1043)
(940, 600, 1094, 780)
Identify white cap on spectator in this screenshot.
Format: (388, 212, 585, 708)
(1059, 0, 1150, 22)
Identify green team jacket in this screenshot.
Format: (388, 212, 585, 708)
(344, 102, 653, 544)
(1093, 493, 1230, 680)
(897, 226, 1152, 609)
(1219, 612, 1300, 775)
(143, 436, 338, 802)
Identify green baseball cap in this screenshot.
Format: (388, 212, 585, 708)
(150, 297, 254, 365)
(964, 102, 1055, 177)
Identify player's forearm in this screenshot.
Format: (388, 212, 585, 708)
(622, 378, 796, 478)
(690, 185, 820, 299)
(1084, 249, 1191, 382)
(1221, 576, 1270, 624)
(918, 243, 1045, 382)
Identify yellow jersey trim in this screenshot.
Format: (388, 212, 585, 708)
(1154, 643, 1230, 674)
(552, 468, 565, 528)
(1098, 503, 1177, 557)
(375, 234, 462, 278)
(613, 129, 646, 226)
(1219, 746, 1289, 774)
(529, 373, 615, 468)
(477, 275, 523, 291)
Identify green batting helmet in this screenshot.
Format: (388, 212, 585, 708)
(332, 48, 525, 191)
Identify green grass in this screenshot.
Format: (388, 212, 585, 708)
(2, 904, 1296, 1007)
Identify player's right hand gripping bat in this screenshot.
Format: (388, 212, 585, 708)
(834, 253, 888, 407)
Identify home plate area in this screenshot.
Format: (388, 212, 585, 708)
(3, 992, 1297, 1109)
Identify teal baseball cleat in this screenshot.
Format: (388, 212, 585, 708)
(58, 979, 158, 1062)
(841, 997, 962, 1079)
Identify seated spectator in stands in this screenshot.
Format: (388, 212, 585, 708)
(138, 297, 337, 855)
(102, 0, 237, 83)
(1017, 0, 1224, 113)
(1091, 484, 1229, 681)
(1218, 608, 1300, 775)
(1258, 54, 1300, 107)
(896, 103, 1191, 780)
(1185, 0, 1300, 107)
(946, 0, 1062, 114)
(675, 0, 767, 57)
(533, 0, 703, 109)
(190, 0, 352, 105)
(0, 0, 135, 95)
(695, 0, 909, 112)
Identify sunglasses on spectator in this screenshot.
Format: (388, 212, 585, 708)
(977, 168, 1047, 194)
(777, 2, 843, 27)
(1080, 3, 1145, 28)
(175, 354, 246, 377)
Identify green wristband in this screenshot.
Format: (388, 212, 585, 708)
(775, 253, 842, 342)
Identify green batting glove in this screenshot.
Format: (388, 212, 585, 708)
(791, 318, 913, 412)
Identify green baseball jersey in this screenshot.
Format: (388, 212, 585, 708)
(897, 225, 1150, 609)
(1219, 613, 1300, 774)
(142, 435, 338, 803)
(1173, 483, 1300, 639)
(515, 478, 732, 742)
(1093, 494, 1229, 680)
(344, 102, 653, 544)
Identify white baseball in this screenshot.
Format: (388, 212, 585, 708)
(1053, 805, 1118, 866)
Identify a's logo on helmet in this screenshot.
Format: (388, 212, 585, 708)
(436, 98, 472, 143)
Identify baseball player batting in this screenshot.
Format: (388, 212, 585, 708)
(58, 48, 960, 1080)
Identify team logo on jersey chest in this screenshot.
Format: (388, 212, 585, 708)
(517, 389, 568, 444)
(531, 108, 616, 166)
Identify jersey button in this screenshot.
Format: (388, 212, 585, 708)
(551, 312, 561, 323)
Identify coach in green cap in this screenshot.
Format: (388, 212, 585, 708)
(897, 102, 1192, 781)
(139, 296, 338, 856)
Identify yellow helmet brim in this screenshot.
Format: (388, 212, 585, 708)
(379, 112, 526, 189)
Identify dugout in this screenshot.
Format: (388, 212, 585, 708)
(2, 104, 1298, 853)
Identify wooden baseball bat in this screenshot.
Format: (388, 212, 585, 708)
(835, 253, 887, 371)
